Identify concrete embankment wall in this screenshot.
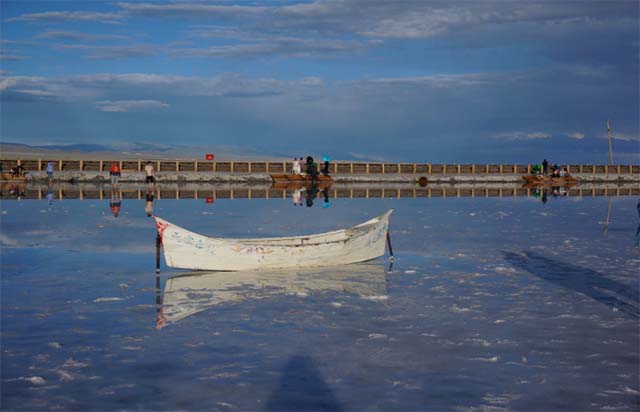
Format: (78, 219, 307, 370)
(2, 159, 638, 183)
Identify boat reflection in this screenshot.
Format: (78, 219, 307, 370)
(530, 186, 570, 204)
(156, 264, 388, 329)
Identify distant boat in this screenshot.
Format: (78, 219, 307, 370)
(0, 173, 27, 182)
(522, 175, 579, 186)
(271, 180, 333, 190)
(157, 264, 388, 328)
(270, 174, 334, 184)
(154, 210, 393, 271)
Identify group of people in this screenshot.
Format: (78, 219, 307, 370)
(8, 164, 26, 177)
(108, 161, 156, 218)
(109, 161, 156, 185)
(533, 159, 570, 177)
(291, 156, 331, 181)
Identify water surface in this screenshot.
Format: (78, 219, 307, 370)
(1, 187, 638, 411)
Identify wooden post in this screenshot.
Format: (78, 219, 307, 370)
(350, 163, 354, 174)
(79, 160, 84, 171)
(58, 160, 63, 171)
(428, 164, 432, 174)
(156, 161, 160, 173)
(248, 162, 252, 173)
(499, 165, 503, 174)
(442, 164, 446, 174)
(137, 161, 142, 172)
(471, 164, 475, 174)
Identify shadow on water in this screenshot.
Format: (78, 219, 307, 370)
(265, 353, 342, 412)
(503, 251, 639, 319)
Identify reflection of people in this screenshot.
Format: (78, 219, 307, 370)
(541, 189, 547, 204)
(110, 188, 121, 218)
(46, 185, 53, 206)
(145, 189, 155, 217)
(635, 201, 640, 247)
(305, 183, 319, 207)
(292, 188, 302, 206)
(144, 161, 155, 184)
(322, 187, 331, 208)
(9, 184, 25, 199)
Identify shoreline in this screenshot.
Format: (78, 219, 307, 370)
(10, 170, 640, 184)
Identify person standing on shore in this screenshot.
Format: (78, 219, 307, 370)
(542, 159, 548, 175)
(144, 161, 155, 185)
(109, 161, 121, 185)
(46, 161, 55, 181)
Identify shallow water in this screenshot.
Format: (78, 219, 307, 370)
(1, 187, 639, 411)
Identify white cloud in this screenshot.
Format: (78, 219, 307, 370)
(36, 30, 128, 42)
(113, 1, 636, 40)
(0, 52, 28, 61)
(95, 100, 169, 112)
(494, 131, 552, 140)
(567, 132, 585, 139)
(609, 132, 640, 142)
(54, 44, 157, 60)
(6, 11, 122, 23)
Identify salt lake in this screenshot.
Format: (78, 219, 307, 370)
(1, 184, 638, 411)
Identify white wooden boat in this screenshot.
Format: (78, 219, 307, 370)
(154, 210, 393, 271)
(156, 264, 387, 328)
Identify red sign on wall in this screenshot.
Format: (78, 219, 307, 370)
(205, 197, 215, 204)
(205, 153, 214, 161)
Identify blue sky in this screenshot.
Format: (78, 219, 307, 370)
(1, 0, 638, 162)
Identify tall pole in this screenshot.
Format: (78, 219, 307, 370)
(607, 119, 613, 165)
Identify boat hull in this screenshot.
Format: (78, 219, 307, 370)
(0, 173, 27, 182)
(522, 175, 578, 186)
(155, 210, 392, 271)
(270, 174, 334, 183)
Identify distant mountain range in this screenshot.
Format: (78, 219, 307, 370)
(0, 141, 278, 161)
(0, 141, 384, 162)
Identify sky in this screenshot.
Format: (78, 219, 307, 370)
(1, 0, 639, 162)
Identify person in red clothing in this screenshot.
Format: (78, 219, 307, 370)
(109, 161, 121, 185)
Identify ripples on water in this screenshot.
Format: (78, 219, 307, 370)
(1, 187, 638, 411)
